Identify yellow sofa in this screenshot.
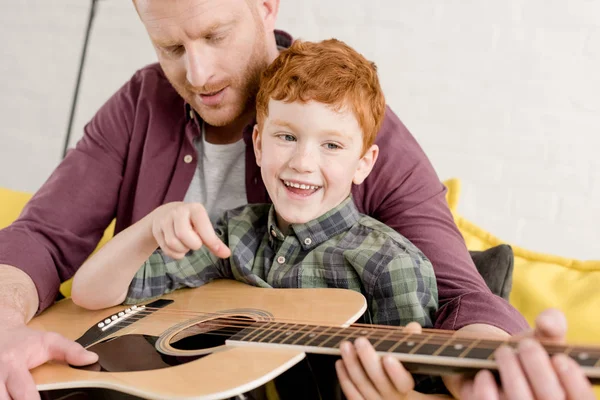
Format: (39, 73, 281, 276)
(2, 184, 599, 395)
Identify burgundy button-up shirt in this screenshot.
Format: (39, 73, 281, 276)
(0, 34, 527, 333)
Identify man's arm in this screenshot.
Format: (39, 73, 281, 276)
(0, 265, 38, 326)
(352, 107, 528, 334)
(0, 71, 143, 313)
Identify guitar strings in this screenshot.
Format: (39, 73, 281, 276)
(96, 311, 600, 355)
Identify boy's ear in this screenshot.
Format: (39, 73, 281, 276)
(252, 124, 262, 167)
(352, 144, 379, 185)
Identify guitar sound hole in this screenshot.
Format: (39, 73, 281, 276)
(169, 315, 255, 351)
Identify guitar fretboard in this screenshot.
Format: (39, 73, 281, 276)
(228, 321, 600, 370)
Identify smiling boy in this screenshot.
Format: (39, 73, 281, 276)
(72, 38, 439, 397)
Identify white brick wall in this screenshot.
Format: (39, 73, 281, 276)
(1, 0, 598, 259)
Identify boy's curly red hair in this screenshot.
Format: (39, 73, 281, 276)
(256, 39, 386, 153)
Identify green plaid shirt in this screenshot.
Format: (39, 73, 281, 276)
(126, 197, 438, 327)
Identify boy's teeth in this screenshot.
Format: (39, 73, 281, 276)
(284, 181, 319, 190)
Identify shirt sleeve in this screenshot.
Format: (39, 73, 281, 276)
(0, 70, 144, 312)
(370, 247, 438, 328)
(124, 215, 231, 304)
(353, 107, 529, 334)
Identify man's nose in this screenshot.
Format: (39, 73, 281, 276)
(185, 47, 214, 88)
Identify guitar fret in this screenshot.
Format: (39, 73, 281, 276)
(304, 326, 333, 347)
(410, 334, 441, 355)
(266, 323, 296, 344)
(278, 324, 312, 345)
(318, 327, 348, 348)
(567, 348, 600, 367)
(247, 322, 278, 342)
(463, 340, 500, 360)
(388, 333, 418, 354)
(435, 338, 478, 358)
(372, 330, 394, 349)
(291, 325, 320, 346)
(432, 335, 453, 356)
(459, 339, 481, 358)
(374, 331, 411, 352)
(258, 323, 289, 343)
(233, 322, 265, 342)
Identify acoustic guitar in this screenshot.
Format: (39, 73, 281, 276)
(29, 279, 600, 399)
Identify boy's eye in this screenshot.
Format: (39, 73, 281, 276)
(279, 134, 296, 142)
(325, 143, 341, 150)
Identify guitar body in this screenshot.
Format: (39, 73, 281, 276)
(29, 280, 367, 400)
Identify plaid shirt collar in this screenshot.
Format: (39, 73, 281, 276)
(266, 196, 360, 250)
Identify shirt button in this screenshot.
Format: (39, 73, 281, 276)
(271, 228, 277, 237)
(304, 238, 312, 246)
(183, 154, 193, 163)
(189, 109, 195, 119)
(277, 256, 285, 264)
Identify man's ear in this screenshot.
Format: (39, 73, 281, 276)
(252, 124, 262, 167)
(352, 144, 379, 185)
(257, 0, 279, 32)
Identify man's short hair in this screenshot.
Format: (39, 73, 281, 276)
(256, 39, 386, 153)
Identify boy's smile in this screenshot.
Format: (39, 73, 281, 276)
(253, 99, 378, 233)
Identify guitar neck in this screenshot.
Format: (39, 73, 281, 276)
(227, 321, 600, 383)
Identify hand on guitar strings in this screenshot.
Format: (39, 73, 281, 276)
(334, 309, 596, 400)
(335, 322, 422, 400)
(457, 308, 596, 400)
(0, 324, 97, 400)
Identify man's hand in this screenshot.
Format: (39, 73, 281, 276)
(149, 202, 231, 260)
(458, 308, 596, 400)
(0, 324, 98, 400)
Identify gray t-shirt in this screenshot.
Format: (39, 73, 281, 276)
(183, 122, 247, 224)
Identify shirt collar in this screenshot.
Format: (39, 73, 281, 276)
(184, 29, 293, 122)
(266, 196, 360, 250)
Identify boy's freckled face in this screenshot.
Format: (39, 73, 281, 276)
(253, 99, 377, 232)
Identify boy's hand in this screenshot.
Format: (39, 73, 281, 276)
(149, 202, 231, 260)
(336, 322, 422, 400)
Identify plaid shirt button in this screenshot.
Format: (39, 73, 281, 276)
(304, 238, 312, 246)
(277, 256, 285, 264)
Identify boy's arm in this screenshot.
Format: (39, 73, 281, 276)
(72, 203, 231, 309)
(71, 211, 158, 310)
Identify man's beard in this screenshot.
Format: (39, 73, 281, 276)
(181, 35, 269, 128)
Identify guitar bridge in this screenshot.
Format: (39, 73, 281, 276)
(75, 299, 174, 348)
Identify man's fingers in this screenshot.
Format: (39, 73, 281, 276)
(336, 359, 366, 400)
(40, 332, 98, 367)
(190, 206, 231, 259)
(494, 345, 535, 400)
(552, 354, 596, 400)
(382, 355, 414, 394)
(5, 367, 40, 400)
(517, 338, 565, 400)
(533, 308, 567, 343)
(339, 341, 380, 400)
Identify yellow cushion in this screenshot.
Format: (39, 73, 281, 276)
(444, 178, 600, 396)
